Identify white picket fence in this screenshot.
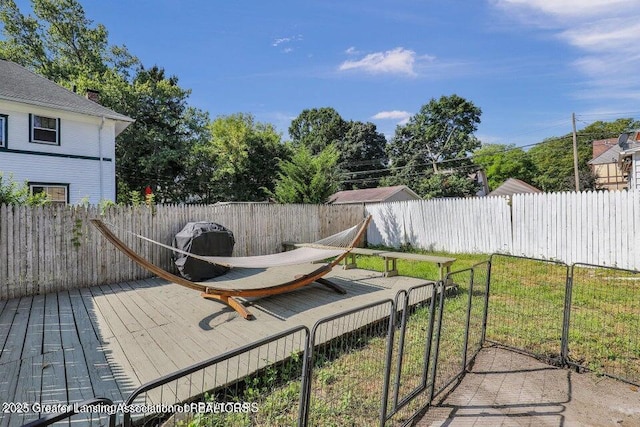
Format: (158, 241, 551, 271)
(366, 191, 640, 271)
(366, 197, 512, 254)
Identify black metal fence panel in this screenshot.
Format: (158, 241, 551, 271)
(465, 262, 490, 370)
(430, 264, 488, 400)
(566, 264, 640, 387)
(485, 254, 569, 363)
(122, 326, 309, 427)
(383, 283, 438, 426)
(303, 300, 395, 427)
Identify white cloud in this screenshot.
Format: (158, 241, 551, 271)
(345, 46, 359, 55)
(339, 47, 420, 76)
(495, 0, 640, 102)
(272, 35, 303, 52)
(372, 110, 411, 121)
(560, 18, 640, 53)
(494, 0, 638, 20)
(372, 110, 412, 126)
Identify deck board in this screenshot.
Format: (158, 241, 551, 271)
(43, 293, 62, 354)
(21, 295, 45, 360)
(0, 268, 432, 426)
(0, 297, 32, 365)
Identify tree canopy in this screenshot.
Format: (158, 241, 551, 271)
(289, 108, 388, 190)
(289, 107, 348, 155)
(473, 144, 536, 191)
(268, 144, 339, 204)
(528, 118, 639, 192)
(384, 94, 481, 198)
(0, 0, 209, 203)
(191, 113, 288, 202)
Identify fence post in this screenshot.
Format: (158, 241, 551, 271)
(390, 290, 409, 411)
(560, 265, 574, 365)
(297, 332, 312, 427)
(461, 269, 475, 372)
(378, 299, 399, 427)
(428, 281, 447, 402)
(480, 257, 492, 346)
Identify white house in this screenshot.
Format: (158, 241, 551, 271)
(617, 131, 640, 191)
(0, 59, 133, 204)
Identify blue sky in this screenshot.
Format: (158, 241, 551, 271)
(13, 0, 640, 146)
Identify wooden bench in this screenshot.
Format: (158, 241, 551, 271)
(283, 242, 456, 284)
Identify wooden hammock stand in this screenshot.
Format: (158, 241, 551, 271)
(90, 216, 370, 320)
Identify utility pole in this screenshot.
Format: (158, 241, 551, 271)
(572, 113, 580, 191)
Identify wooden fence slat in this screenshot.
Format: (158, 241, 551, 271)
(0, 204, 363, 299)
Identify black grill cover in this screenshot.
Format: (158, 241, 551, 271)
(173, 222, 235, 281)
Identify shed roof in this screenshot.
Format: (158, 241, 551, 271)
(328, 185, 420, 204)
(488, 178, 541, 197)
(0, 59, 133, 132)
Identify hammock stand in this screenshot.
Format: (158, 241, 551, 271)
(90, 216, 371, 320)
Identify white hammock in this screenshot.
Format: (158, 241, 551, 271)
(112, 217, 368, 269)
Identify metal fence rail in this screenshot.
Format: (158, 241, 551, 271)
(122, 325, 310, 427)
(485, 254, 569, 363)
(566, 264, 640, 387)
(430, 263, 489, 401)
(381, 283, 439, 426)
(302, 300, 395, 427)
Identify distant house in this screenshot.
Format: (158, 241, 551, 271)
(588, 138, 627, 190)
(328, 185, 421, 205)
(487, 178, 541, 197)
(618, 131, 640, 191)
(0, 59, 134, 204)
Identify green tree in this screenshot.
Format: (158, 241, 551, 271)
(337, 121, 388, 189)
(269, 145, 339, 204)
(194, 113, 288, 202)
(473, 144, 536, 190)
(528, 118, 638, 192)
(289, 108, 388, 190)
(385, 94, 481, 198)
(114, 66, 200, 203)
(289, 107, 348, 155)
(0, 0, 209, 203)
(0, 0, 138, 82)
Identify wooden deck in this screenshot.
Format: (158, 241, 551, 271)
(0, 268, 432, 426)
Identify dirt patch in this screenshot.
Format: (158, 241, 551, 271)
(417, 347, 640, 427)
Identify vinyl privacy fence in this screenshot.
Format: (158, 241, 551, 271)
(0, 203, 364, 300)
(366, 190, 640, 271)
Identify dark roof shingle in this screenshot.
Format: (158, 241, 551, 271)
(0, 59, 133, 123)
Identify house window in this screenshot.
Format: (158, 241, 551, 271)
(30, 114, 60, 145)
(0, 114, 7, 148)
(29, 183, 68, 205)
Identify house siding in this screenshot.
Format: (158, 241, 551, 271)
(0, 99, 117, 203)
(634, 154, 640, 190)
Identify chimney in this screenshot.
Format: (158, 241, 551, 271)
(85, 89, 100, 104)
